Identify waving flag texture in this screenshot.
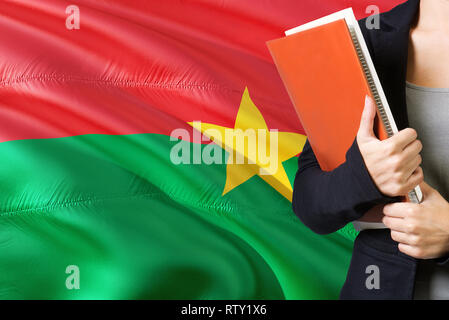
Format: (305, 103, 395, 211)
(0, 0, 403, 299)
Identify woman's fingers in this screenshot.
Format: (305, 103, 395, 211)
(391, 230, 418, 245)
(402, 139, 423, 160)
(382, 216, 409, 233)
(405, 166, 424, 191)
(388, 128, 418, 151)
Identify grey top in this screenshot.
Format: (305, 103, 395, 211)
(406, 81, 449, 299)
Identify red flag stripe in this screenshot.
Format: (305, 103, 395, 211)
(0, 0, 404, 143)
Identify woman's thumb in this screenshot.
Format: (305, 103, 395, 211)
(357, 95, 377, 140)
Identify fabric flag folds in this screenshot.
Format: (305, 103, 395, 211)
(0, 0, 403, 299)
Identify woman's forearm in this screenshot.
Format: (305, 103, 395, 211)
(292, 139, 389, 234)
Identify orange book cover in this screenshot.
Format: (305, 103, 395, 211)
(267, 19, 387, 172)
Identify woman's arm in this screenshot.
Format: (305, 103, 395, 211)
(292, 96, 423, 234)
(292, 138, 387, 234)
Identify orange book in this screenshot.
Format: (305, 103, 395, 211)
(267, 8, 422, 204)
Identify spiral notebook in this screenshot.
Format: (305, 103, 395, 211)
(267, 8, 422, 229)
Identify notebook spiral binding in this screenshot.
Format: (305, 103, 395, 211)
(348, 26, 421, 204)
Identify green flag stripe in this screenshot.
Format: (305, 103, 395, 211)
(0, 133, 355, 299)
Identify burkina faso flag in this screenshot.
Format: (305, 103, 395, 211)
(0, 0, 403, 299)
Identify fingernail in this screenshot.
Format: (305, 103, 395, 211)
(365, 95, 370, 104)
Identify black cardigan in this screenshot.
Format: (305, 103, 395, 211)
(292, 0, 449, 299)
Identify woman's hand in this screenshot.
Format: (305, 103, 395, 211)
(383, 182, 449, 259)
(357, 95, 424, 197)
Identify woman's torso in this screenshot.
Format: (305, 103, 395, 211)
(406, 82, 449, 299)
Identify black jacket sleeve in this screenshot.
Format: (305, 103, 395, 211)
(292, 138, 394, 235)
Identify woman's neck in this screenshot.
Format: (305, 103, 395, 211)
(406, 0, 449, 88)
(415, 0, 449, 33)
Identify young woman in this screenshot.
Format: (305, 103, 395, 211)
(292, 0, 449, 299)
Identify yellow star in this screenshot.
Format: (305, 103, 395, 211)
(189, 87, 306, 201)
